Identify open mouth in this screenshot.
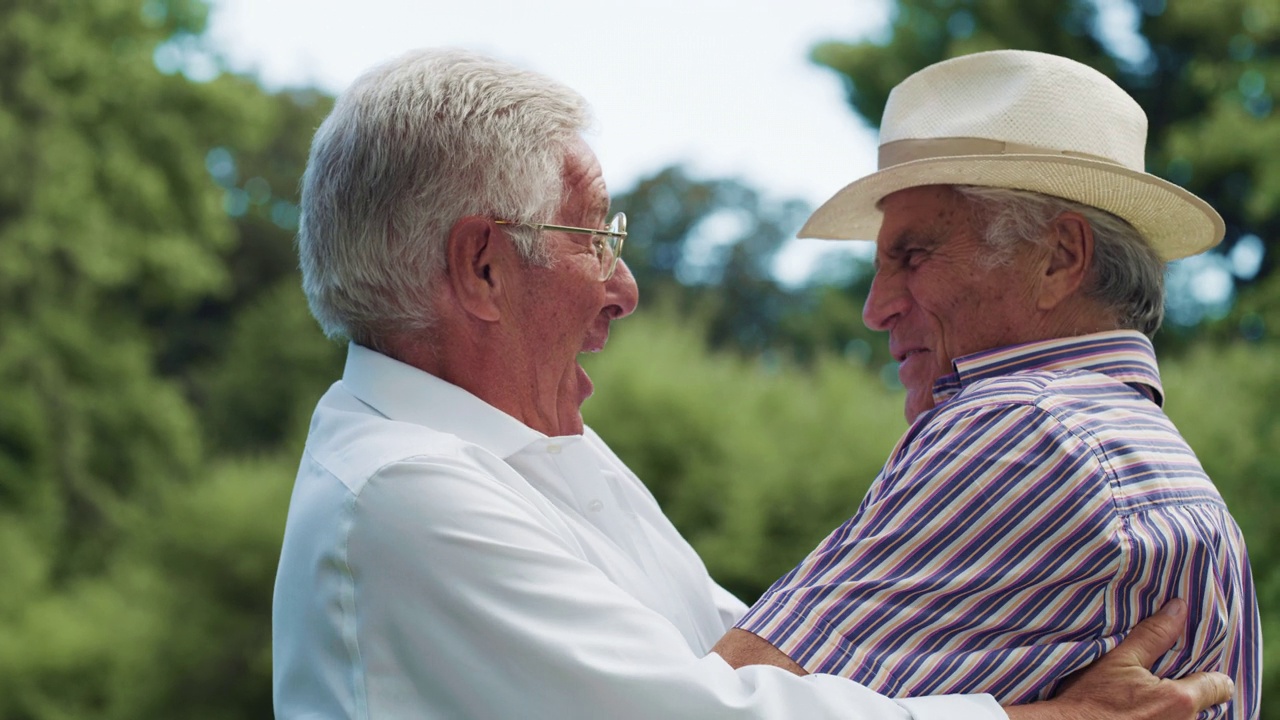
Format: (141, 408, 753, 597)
(579, 325, 610, 355)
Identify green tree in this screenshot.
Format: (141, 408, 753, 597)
(614, 167, 806, 352)
(0, 2, 337, 717)
(0, 0, 237, 573)
(0, 455, 291, 720)
(0, 0, 341, 569)
(175, 85, 343, 456)
(614, 166, 890, 364)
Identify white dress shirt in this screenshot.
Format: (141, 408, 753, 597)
(272, 344, 1005, 719)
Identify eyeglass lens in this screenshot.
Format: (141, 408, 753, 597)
(599, 213, 626, 281)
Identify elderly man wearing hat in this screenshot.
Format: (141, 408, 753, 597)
(712, 50, 1261, 719)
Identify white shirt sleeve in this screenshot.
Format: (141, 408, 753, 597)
(335, 457, 1006, 720)
(710, 580, 750, 631)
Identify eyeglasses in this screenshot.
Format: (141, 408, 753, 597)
(495, 212, 627, 281)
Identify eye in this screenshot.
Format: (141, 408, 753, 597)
(903, 248, 927, 268)
(590, 235, 607, 258)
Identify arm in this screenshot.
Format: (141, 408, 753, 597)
(716, 600, 1233, 720)
(731, 403, 1142, 702)
(713, 628, 808, 674)
(338, 458, 985, 720)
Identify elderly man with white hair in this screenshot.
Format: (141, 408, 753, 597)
(271, 47, 1236, 720)
(713, 50, 1260, 720)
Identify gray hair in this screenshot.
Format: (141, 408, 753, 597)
(298, 48, 591, 349)
(953, 185, 1167, 337)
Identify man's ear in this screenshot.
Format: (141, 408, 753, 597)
(445, 216, 504, 322)
(1038, 211, 1094, 312)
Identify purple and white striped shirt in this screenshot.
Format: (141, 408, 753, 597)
(736, 330, 1260, 718)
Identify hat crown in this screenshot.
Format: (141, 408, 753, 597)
(799, 48, 1224, 260)
(880, 50, 1148, 171)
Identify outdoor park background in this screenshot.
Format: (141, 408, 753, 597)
(1, 0, 1277, 716)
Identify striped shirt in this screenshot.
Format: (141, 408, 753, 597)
(736, 331, 1260, 718)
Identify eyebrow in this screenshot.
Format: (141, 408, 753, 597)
(583, 195, 609, 226)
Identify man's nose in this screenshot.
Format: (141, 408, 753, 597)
(862, 268, 907, 331)
(605, 259, 640, 318)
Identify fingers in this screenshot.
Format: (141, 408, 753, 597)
(1106, 598, 1186, 667)
(1172, 671, 1236, 713)
(1035, 600, 1235, 720)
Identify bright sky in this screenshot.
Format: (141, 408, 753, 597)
(205, 0, 889, 281)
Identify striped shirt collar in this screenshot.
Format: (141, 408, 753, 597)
(932, 330, 1164, 407)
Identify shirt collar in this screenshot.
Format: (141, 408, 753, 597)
(340, 343, 544, 459)
(932, 330, 1165, 407)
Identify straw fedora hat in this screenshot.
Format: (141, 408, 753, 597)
(799, 49, 1224, 261)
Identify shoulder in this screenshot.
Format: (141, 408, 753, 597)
(921, 366, 1156, 443)
(286, 388, 582, 564)
(878, 373, 1111, 502)
(902, 372, 1067, 454)
(949, 366, 1126, 410)
(299, 384, 532, 506)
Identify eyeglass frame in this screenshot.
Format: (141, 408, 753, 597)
(494, 212, 627, 281)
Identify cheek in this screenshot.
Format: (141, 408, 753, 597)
(912, 274, 973, 327)
(917, 276, 1001, 349)
(954, 283, 1029, 351)
(546, 283, 605, 340)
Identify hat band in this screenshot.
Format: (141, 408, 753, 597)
(878, 137, 1126, 171)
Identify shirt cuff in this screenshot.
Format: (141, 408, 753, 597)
(897, 694, 1007, 720)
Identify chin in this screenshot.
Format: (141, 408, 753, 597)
(560, 413, 586, 436)
(903, 393, 933, 424)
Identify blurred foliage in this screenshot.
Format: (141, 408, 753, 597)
(0, 456, 291, 719)
(0, 0, 339, 579)
(615, 166, 813, 354)
(612, 167, 892, 366)
(0, 0, 230, 576)
(0, 0, 335, 716)
(581, 310, 905, 600)
(0, 0, 1277, 718)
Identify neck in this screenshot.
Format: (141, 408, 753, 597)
(386, 323, 574, 437)
(1034, 298, 1120, 343)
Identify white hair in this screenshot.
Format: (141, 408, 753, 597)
(954, 185, 1167, 337)
(298, 48, 591, 350)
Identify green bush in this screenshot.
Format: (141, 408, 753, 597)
(0, 455, 294, 720)
(584, 310, 906, 601)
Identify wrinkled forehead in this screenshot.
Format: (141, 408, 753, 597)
(875, 185, 976, 243)
(559, 137, 610, 219)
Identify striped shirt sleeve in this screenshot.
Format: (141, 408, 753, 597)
(736, 401, 1127, 704)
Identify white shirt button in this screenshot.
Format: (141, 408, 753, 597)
(546, 443, 562, 454)
(586, 499, 604, 513)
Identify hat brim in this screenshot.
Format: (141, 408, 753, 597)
(799, 154, 1225, 261)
